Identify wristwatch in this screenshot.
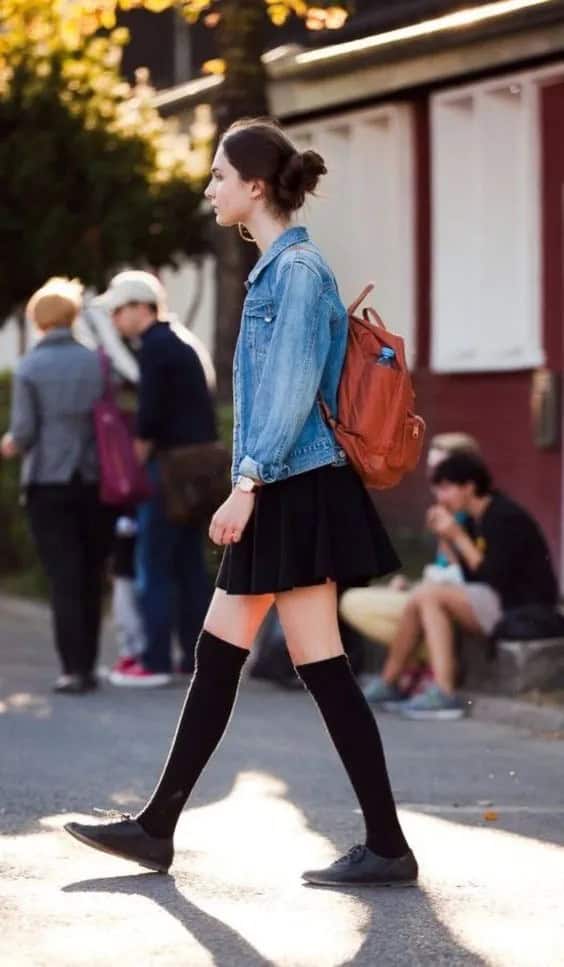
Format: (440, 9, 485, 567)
(236, 475, 261, 493)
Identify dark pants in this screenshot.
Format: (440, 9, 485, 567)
(26, 477, 115, 677)
(136, 487, 211, 674)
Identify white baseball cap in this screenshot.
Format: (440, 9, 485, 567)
(94, 270, 167, 315)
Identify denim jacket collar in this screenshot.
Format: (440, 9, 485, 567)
(246, 225, 310, 288)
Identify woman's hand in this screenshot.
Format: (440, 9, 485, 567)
(0, 433, 19, 459)
(209, 488, 256, 546)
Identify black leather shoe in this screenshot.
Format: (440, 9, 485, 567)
(64, 816, 173, 873)
(302, 845, 418, 887)
(52, 675, 88, 695)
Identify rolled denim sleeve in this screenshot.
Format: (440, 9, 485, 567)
(239, 258, 331, 483)
(9, 372, 38, 451)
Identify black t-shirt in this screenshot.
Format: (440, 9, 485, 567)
(459, 492, 558, 610)
(136, 321, 217, 449)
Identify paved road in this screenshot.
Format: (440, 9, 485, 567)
(1, 596, 564, 967)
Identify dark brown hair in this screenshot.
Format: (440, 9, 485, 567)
(431, 453, 493, 496)
(222, 117, 327, 215)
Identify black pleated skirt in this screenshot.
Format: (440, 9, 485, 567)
(216, 464, 400, 596)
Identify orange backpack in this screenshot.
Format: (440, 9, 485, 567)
(320, 283, 425, 489)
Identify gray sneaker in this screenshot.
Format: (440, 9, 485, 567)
(396, 684, 467, 721)
(363, 674, 402, 705)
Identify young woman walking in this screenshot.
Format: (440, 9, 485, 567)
(65, 118, 418, 888)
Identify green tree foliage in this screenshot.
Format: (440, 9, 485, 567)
(0, 5, 210, 321)
(0, 0, 349, 373)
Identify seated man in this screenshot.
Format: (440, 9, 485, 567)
(340, 432, 480, 696)
(364, 453, 558, 720)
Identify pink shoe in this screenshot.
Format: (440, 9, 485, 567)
(109, 661, 172, 687)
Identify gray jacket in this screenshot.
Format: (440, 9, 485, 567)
(9, 328, 103, 486)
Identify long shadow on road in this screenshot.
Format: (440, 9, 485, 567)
(64, 874, 276, 967)
(2, 605, 561, 966)
(62, 870, 487, 967)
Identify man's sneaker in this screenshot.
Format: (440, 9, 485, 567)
(397, 663, 433, 696)
(64, 815, 173, 873)
(110, 656, 138, 677)
(396, 684, 467, 721)
(302, 845, 418, 887)
(363, 674, 403, 705)
(109, 661, 172, 687)
(383, 669, 437, 713)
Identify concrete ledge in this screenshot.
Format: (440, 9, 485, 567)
(460, 634, 564, 695)
(497, 638, 564, 693)
(467, 692, 564, 734)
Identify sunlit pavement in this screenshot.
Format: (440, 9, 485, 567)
(1, 596, 564, 967)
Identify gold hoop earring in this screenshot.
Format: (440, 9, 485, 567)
(238, 223, 256, 244)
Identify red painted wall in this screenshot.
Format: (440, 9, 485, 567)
(376, 80, 564, 582)
(378, 372, 560, 572)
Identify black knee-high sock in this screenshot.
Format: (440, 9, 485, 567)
(297, 655, 409, 858)
(137, 630, 248, 839)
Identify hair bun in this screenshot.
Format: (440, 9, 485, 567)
(276, 149, 327, 211)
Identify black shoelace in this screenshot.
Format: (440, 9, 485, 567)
(334, 844, 367, 867)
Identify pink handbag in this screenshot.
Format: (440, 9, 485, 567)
(93, 351, 153, 506)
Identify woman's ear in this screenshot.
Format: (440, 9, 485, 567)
(249, 178, 266, 201)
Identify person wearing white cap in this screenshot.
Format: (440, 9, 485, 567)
(94, 270, 168, 320)
(96, 270, 217, 686)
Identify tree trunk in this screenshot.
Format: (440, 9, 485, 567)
(183, 255, 205, 330)
(213, 0, 269, 403)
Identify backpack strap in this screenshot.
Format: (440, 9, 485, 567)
(318, 395, 336, 429)
(348, 282, 375, 316)
(319, 283, 377, 426)
(362, 306, 388, 331)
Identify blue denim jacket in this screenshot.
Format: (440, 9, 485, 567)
(233, 225, 348, 484)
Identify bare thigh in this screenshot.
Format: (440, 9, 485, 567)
(416, 584, 483, 633)
(275, 581, 344, 666)
(204, 587, 274, 649)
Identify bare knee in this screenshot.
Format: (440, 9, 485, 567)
(405, 587, 427, 616)
(410, 584, 445, 611)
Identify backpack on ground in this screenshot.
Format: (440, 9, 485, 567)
(492, 605, 564, 642)
(320, 283, 425, 489)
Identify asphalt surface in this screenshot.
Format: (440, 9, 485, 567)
(1, 595, 564, 967)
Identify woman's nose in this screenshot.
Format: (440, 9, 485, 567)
(204, 182, 213, 199)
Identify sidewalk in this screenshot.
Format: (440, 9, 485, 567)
(1, 594, 564, 966)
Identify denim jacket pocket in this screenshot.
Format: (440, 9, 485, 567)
(243, 298, 275, 362)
